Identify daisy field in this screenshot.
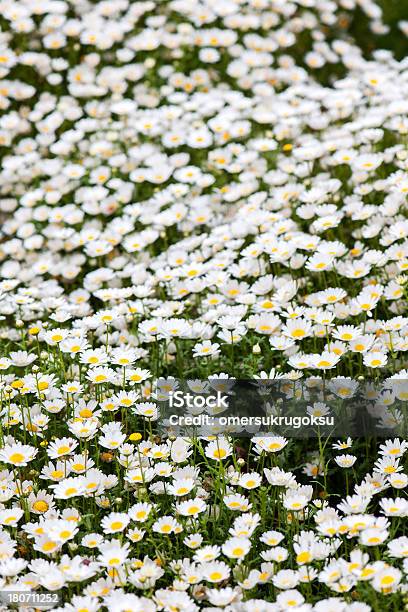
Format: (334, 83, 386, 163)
(0, 0, 407, 610)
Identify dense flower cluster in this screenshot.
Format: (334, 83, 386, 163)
(0, 0, 407, 609)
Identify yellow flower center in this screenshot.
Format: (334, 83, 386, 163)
(95, 374, 107, 382)
(108, 558, 120, 566)
(79, 409, 92, 418)
(296, 551, 311, 564)
(51, 470, 64, 479)
(33, 500, 49, 513)
(110, 521, 123, 530)
(9, 452, 25, 464)
(57, 446, 70, 455)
